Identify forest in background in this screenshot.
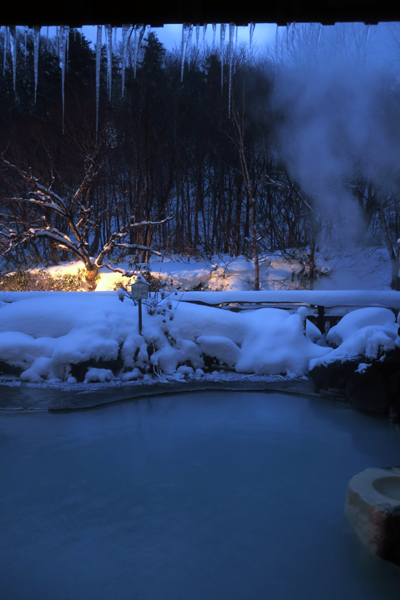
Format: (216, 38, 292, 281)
(1, 26, 400, 289)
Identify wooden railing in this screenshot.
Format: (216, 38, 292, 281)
(174, 290, 400, 333)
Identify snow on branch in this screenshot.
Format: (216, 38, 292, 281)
(94, 216, 171, 269)
(128, 216, 173, 228)
(1, 152, 172, 278)
(114, 243, 162, 256)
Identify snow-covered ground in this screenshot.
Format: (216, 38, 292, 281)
(24, 246, 393, 293)
(0, 247, 398, 392)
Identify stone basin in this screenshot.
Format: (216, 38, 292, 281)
(345, 467, 400, 567)
(373, 476, 400, 501)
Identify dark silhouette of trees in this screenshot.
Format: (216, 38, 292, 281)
(2, 27, 398, 288)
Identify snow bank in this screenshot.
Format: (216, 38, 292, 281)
(310, 308, 399, 370)
(0, 292, 331, 384)
(235, 310, 328, 376)
(2, 290, 397, 388)
(326, 307, 396, 346)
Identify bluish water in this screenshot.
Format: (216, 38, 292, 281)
(1, 391, 400, 600)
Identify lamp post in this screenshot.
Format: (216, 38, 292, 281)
(130, 273, 150, 335)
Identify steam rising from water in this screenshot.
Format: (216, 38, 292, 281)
(271, 23, 400, 246)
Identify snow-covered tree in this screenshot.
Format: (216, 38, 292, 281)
(0, 153, 171, 288)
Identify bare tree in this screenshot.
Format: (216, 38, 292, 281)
(0, 153, 171, 288)
(229, 101, 265, 290)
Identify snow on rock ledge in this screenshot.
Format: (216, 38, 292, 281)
(311, 308, 398, 370)
(326, 307, 397, 348)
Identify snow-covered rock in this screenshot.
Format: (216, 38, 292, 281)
(84, 368, 115, 383)
(311, 308, 398, 369)
(196, 336, 241, 367)
(326, 307, 396, 347)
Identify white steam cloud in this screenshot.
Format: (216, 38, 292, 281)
(271, 23, 400, 245)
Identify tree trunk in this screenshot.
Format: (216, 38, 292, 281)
(85, 266, 99, 291)
(250, 197, 260, 291)
(309, 209, 315, 290)
(49, 239, 59, 265)
(377, 195, 398, 290)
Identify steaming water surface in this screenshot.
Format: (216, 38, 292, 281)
(1, 391, 400, 599)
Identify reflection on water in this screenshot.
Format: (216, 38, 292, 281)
(1, 392, 400, 600)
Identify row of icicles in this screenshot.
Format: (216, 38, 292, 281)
(1, 23, 257, 138)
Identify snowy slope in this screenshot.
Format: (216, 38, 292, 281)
(19, 246, 393, 293)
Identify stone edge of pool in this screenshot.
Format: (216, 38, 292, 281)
(0, 379, 323, 412)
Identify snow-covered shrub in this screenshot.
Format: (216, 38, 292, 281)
(84, 368, 115, 383)
(20, 356, 65, 383)
(0, 269, 87, 291)
(176, 365, 194, 376)
(121, 368, 142, 381)
(0, 292, 333, 384)
(148, 333, 203, 374)
(197, 336, 241, 368)
(121, 333, 147, 369)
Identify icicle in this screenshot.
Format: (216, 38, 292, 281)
(134, 25, 145, 79)
(286, 24, 289, 50)
(187, 24, 193, 53)
(74, 28, 76, 42)
(228, 24, 234, 118)
(181, 25, 185, 81)
(181, 24, 189, 82)
(24, 27, 28, 65)
(249, 23, 255, 50)
(59, 26, 69, 134)
(56, 26, 60, 54)
(9, 26, 16, 92)
(121, 25, 130, 97)
(144, 25, 151, 42)
(66, 27, 69, 72)
(203, 24, 207, 43)
(316, 23, 322, 63)
(212, 24, 216, 48)
(95, 25, 102, 145)
(47, 26, 49, 48)
(3, 26, 8, 77)
(196, 24, 200, 46)
(33, 26, 40, 103)
(274, 27, 279, 93)
(220, 24, 226, 93)
(133, 26, 138, 78)
(234, 26, 238, 74)
(180, 24, 193, 81)
(105, 24, 113, 101)
(114, 26, 117, 47)
(58, 25, 64, 62)
(364, 24, 370, 64)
